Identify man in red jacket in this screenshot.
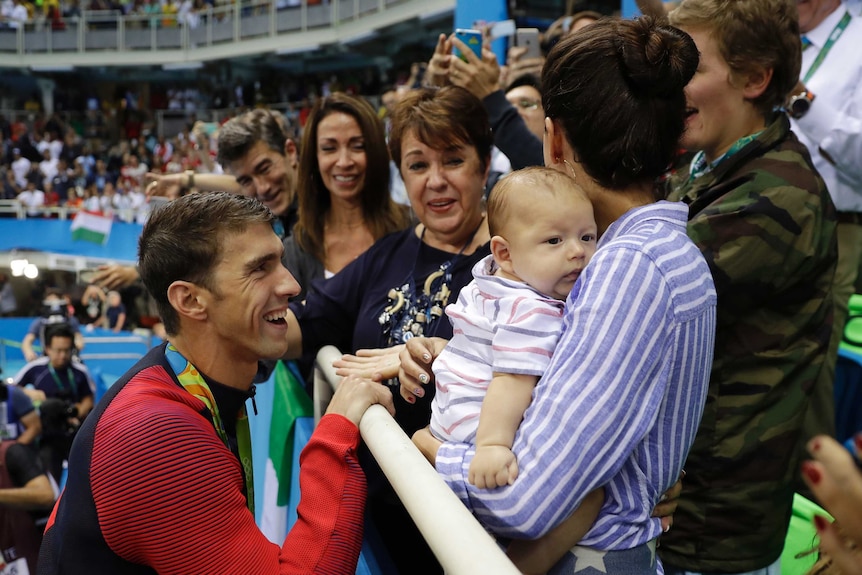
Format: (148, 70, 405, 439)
(38, 191, 394, 574)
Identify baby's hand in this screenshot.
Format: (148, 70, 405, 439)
(468, 445, 518, 489)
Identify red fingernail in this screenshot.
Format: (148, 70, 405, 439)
(813, 514, 829, 532)
(810, 438, 822, 452)
(855, 433, 862, 452)
(801, 461, 822, 485)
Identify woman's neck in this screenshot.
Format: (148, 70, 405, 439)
(420, 215, 489, 255)
(326, 197, 365, 230)
(587, 180, 656, 238)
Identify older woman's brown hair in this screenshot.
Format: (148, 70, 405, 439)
(388, 86, 493, 174)
(294, 92, 408, 264)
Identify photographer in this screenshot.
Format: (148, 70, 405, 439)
(12, 324, 94, 482)
(21, 288, 85, 362)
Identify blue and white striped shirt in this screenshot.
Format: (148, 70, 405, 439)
(436, 201, 717, 549)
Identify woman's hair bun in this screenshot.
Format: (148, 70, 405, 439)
(617, 17, 699, 99)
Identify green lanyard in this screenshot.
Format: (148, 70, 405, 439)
(165, 344, 255, 515)
(47, 364, 76, 399)
(688, 131, 764, 182)
(803, 11, 851, 84)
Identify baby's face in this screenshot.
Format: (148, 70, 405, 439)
(502, 192, 597, 300)
(108, 293, 121, 306)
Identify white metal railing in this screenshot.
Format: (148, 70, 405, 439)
(0, 201, 143, 223)
(0, 0, 446, 60)
(314, 345, 521, 575)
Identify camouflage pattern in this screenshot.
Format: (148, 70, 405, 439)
(658, 114, 838, 572)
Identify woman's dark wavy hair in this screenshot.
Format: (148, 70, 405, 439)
(542, 16, 699, 190)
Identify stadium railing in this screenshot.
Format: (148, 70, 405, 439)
(313, 345, 521, 575)
(0, 0, 451, 59)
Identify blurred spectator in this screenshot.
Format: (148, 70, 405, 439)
(18, 181, 46, 217)
(80, 284, 105, 326)
(13, 323, 94, 482)
(38, 149, 59, 185)
(0, 382, 42, 444)
(99, 181, 116, 215)
(120, 153, 147, 188)
(0, 437, 57, 574)
(89, 158, 116, 194)
(11, 148, 31, 189)
(0, 273, 17, 317)
(104, 290, 126, 331)
(21, 288, 85, 362)
(42, 180, 60, 210)
(82, 183, 101, 212)
(503, 73, 544, 141)
(6, 0, 28, 30)
(65, 188, 83, 209)
(2, 169, 21, 200)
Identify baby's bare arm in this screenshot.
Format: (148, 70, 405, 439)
(469, 372, 537, 489)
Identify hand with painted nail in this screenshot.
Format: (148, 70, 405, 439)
(333, 345, 405, 380)
(398, 337, 448, 403)
(802, 434, 862, 574)
(469, 445, 518, 489)
(653, 473, 684, 534)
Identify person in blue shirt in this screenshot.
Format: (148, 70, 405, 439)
(13, 323, 94, 481)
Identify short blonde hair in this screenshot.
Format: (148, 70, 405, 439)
(669, 0, 801, 118)
(487, 167, 589, 238)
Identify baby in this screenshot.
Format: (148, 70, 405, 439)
(430, 166, 597, 488)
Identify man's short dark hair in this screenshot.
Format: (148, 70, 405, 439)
(505, 73, 542, 95)
(44, 324, 74, 349)
(216, 109, 290, 167)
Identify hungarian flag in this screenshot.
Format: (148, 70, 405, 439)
(71, 211, 113, 244)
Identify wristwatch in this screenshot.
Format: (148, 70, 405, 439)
(788, 91, 816, 119)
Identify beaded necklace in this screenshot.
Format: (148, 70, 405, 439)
(378, 218, 484, 347)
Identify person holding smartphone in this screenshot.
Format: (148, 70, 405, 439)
(425, 31, 544, 170)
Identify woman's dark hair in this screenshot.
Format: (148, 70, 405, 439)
(294, 93, 409, 263)
(542, 16, 698, 189)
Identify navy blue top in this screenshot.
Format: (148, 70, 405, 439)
(291, 227, 490, 436)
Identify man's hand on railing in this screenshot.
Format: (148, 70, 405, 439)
(325, 374, 395, 427)
(332, 345, 404, 380)
(397, 336, 448, 404)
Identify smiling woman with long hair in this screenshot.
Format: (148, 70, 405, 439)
(284, 93, 410, 301)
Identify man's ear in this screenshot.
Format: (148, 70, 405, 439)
(490, 235, 515, 275)
(166, 280, 208, 324)
(283, 139, 298, 166)
(742, 66, 774, 100)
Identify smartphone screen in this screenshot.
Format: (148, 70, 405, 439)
(516, 28, 541, 59)
(454, 28, 483, 61)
